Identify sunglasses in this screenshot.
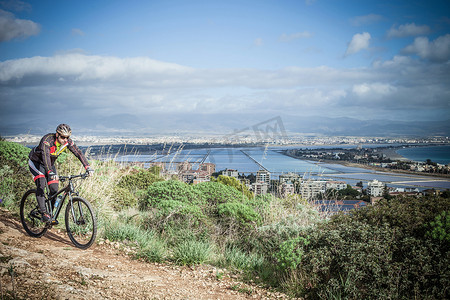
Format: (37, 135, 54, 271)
(59, 135, 70, 140)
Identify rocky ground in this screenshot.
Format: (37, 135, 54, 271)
(0, 208, 292, 300)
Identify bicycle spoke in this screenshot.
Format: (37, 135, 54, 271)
(20, 190, 47, 237)
(65, 197, 97, 249)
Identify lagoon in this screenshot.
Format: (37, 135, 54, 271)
(396, 145, 450, 165)
(115, 145, 450, 190)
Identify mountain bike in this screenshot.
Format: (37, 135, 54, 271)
(19, 172, 97, 249)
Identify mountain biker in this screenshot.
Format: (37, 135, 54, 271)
(28, 124, 93, 224)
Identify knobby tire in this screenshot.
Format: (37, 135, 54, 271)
(20, 189, 48, 238)
(65, 197, 97, 249)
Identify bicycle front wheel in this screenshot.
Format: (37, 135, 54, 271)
(20, 189, 48, 237)
(65, 197, 97, 249)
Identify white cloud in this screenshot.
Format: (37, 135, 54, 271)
(345, 32, 371, 56)
(0, 9, 40, 42)
(279, 31, 313, 42)
(0, 53, 193, 82)
(387, 23, 431, 38)
(254, 38, 263, 47)
(71, 28, 85, 36)
(402, 34, 450, 62)
(0, 53, 448, 127)
(351, 14, 383, 26)
(352, 82, 396, 98)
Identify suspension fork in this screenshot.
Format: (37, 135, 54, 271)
(67, 181, 85, 224)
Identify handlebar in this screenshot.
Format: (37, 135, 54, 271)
(59, 172, 89, 182)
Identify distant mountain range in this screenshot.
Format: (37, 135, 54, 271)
(1, 113, 449, 138)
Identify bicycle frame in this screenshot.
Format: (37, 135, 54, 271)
(46, 173, 87, 222)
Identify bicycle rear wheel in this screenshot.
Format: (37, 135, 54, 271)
(65, 197, 97, 249)
(20, 189, 48, 237)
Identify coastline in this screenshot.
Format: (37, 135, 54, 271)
(379, 148, 410, 161)
(318, 159, 450, 179)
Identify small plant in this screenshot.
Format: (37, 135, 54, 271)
(426, 211, 450, 242)
(172, 240, 212, 266)
(216, 271, 224, 280)
(275, 236, 309, 270)
(135, 239, 167, 263)
(222, 246, 264, 271)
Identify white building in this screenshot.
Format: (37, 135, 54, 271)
(221, 168, 239, 178)
(326, 180, 347, 191)
(256, 170, 270, 184)
(279, 181, 295, 198)
(279, 172, 301, 184)
(367, 179, 385, 197)
(299, 180, 327, 200)
(251, 182, 269, 195)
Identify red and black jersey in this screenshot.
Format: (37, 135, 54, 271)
(29, 133, 90, 174)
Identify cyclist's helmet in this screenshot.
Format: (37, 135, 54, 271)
(56, 124, 72, 137)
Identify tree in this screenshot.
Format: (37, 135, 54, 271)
(212, 175, 254, 199)
(337, 184, 360, 199)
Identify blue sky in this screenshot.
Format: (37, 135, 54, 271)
(0, 0, 449, 136)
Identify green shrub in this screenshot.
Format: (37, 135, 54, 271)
(140, 180, 207, 228)
(119, 169, 163, 192)
(0, 140, 30, 168)
(111, 186, 138, 210)
(288, 196, 450, 299)
(426, 211, 450, 242)
(0, 141, 34, 208)
(141, 180, 205, 208)
(217, 202, 260, 227)
(135, 239, 167, 263)
(275, 236, 309, 271)
(212, 175, 254, 199)
(221, 246, 265, 271)
(172, 240, 212, 266)
(194, 181, 248, 205)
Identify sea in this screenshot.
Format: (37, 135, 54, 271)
(396, 145, 450, 165)
(113, 144, 450, 191)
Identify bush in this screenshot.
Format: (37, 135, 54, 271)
(426, 210, 450, 243)
(217, 202, 261, 227)
(194, 181, 248, 205)
(219, 246, 265, 272)
(140, 180, 207, 228)
(111, 186, 138, 210)
(0, 141, 34, 208)
(119, 169, 163, 192)
(287, 196, 450, 299)
(0, 140, 30, 168)
(275, 236, 309, 271)
(172, 240, 212, 266)
(213, 175, 254, 199)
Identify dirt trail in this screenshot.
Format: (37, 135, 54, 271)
(0, 208, 289, 300)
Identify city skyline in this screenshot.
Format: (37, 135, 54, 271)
(1, 0, 449, 136)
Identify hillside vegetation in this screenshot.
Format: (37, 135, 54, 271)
(0, 140, 449, 299)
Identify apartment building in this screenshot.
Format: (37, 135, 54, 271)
(221, 168, 239, 178)
(299, 180, 327, 200)
(279, 172, 301, 184)
(198, 163, 215, 176)
(256, 169, 270, 184)
(367, 179, 385, 197)
(251, 182, 269, 195)
(326, 180, 347, 191)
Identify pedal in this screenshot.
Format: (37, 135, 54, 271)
(51, 219, 59, 226)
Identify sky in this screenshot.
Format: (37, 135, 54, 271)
(0, 0, 449, 137)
